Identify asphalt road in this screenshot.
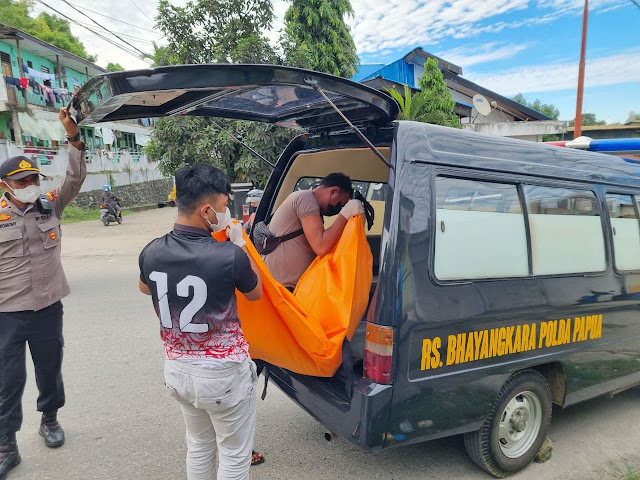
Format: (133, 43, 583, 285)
(9, 208, 640, 480)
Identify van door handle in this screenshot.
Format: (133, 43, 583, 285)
(440, 221, 445, 233)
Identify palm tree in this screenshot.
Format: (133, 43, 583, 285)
(385, 85, 429, 122)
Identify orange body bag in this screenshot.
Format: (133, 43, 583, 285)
(214, 216, 373, 377)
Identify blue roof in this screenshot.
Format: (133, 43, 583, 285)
(359, 58, 415, 86)
(351, 64, 385, 82)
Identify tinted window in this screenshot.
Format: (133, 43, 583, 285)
(607, 194, 640, 271)
(434, 177, 528, 280)
(523, 186, 605, 275)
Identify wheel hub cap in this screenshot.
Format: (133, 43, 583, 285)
(498, 391, 542, 459)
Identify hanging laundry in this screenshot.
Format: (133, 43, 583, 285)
(24, 66, 57, 85)
(19, 77, 28, 89)
(28, 78, 42, 94)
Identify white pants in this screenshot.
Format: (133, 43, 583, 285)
(164, 359, 258, 480)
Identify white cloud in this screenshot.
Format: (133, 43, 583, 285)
(29, 0, 633, 73)
(436, 42, 531, 68)
(465, 48, 640, 96)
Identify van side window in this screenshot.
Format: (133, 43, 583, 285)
(434, 177, 528, 280)
(523, 186, 605, 275)
(606, 194, 640, 271)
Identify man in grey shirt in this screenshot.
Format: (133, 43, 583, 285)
(264, 173, 364, 288)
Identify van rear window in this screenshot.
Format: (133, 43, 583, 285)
(434, 177, 528, 280)
(523, 186, 605, 275)
(606, 194, 640, 271)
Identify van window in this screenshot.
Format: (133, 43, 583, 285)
(434, 177, 528, 280)
(606, 194, 640, 271)
(523, 185, 605, 275)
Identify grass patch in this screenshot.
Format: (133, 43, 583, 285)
(626, 466, 640, 480)
(62, 204, 131, 224)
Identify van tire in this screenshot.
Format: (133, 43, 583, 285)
(463, 370, 552, 478)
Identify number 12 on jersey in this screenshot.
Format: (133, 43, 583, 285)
(148, 271, 209, 333)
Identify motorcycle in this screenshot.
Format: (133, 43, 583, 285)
(100, 203, 122, 226)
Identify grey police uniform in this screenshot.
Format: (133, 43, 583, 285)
(0, 145, 86, 436)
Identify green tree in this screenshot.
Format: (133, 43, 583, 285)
(106, 62, 124, 72)
(512, 93, 560, 120)
(384, 59, 461, 128)
(568, 113, 606, 127)
(627, 111, 640, 123)
(0, 0, 96, 61)
(417, 58, 461, 128)
(152, 0, 275, 65)
(145, 0, 295, 183)
(281, 0, 358, 77)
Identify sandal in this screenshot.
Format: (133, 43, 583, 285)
(251, 450, 265, 466)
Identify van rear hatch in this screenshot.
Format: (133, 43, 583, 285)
(70, 64, 397, 132)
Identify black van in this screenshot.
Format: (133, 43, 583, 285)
(72, 64, 640, 478)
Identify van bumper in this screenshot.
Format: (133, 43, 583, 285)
(267, 367, 394, 452)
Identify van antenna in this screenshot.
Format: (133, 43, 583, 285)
(208, 119, 276, 169)
(305, 79, 393, 170)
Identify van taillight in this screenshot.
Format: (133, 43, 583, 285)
(363, 322, 393, 384)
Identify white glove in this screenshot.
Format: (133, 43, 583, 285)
(227, 222, 246, 247)
(340, 199, 365, 220)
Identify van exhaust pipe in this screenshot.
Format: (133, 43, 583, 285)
(324, 430, 336, 442)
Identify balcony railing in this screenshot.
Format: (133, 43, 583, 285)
(5, 85, 68, 110)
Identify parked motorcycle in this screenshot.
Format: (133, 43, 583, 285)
(100, 203, 122, 226)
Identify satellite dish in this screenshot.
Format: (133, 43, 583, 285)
(473, 94, 492, 116)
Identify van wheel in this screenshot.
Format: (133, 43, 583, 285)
(463, 370, 552, 478)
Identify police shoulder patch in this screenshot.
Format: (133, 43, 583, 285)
(46, 190, 59, 201)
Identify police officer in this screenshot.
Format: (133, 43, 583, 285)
(0, 108, 86, 479)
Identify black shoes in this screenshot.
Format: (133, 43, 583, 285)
(0, 433, 20, 480)
(39, 412, 65, 448)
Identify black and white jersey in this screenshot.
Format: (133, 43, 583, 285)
(139, 223, 258, 363)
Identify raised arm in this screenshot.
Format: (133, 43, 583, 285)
(301, 199, 364, 257)
(54, 108, 87, 217)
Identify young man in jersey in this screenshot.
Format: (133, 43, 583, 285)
(138, 164, 262, 480)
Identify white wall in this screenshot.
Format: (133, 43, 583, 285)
(1, 141, 164, 193)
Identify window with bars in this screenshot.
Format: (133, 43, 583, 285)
(41, 66, 50, 74)
(0, 51, 10, 65)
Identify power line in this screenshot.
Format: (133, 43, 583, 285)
(127, 0, 154, 23)
(61, 1, 161, 34)
(66, 20, 156, 44)
(54, 0, 150, 58)
(35, 0, 151, 61)
(31, 6, 156, 44)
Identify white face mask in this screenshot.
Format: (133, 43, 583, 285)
(205, 206, 231, 232)
(7, 184, 40, 204)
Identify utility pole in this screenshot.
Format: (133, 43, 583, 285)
(574, 0, 588, 139)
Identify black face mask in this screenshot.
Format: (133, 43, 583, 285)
(322, 202, 342, 217)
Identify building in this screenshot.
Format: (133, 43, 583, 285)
(353, 47, 567, 142)
(0, 23, 161, 193)
(566, 121, 640, 140)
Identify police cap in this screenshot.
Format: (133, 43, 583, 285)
(0, 156, 44, 180)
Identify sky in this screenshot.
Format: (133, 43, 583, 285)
(30, 0, 640, 124)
